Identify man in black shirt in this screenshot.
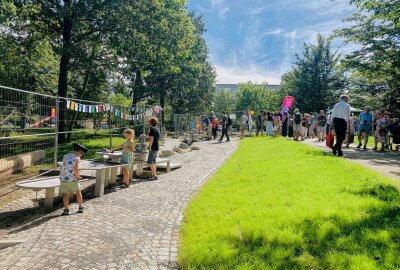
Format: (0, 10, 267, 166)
(148, 117, 160, 181)
(219, 111, 230, 142)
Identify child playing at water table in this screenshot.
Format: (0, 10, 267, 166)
(110, 128, 134, 188)
(60, 143, 88, 216)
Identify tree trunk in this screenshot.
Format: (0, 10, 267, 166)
(57, 0, 73, 144)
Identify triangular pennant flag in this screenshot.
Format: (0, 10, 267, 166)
(79, 104, 83, 112)
(66, 100, 71, 109)
(71, 102, 75, 110)
(74, 102, 79, 111)
(91, 105, 95, 113)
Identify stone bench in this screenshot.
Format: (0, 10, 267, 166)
(133, 158, 172, 176)
(16, 177, 61, 209)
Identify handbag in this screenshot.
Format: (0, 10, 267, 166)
(326, 131, 334, 149)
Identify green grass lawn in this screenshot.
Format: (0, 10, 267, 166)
(56, 135, 126, 160)
(179, 137, 400, 270)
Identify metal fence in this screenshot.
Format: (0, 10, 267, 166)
(0, 85, 161, 187)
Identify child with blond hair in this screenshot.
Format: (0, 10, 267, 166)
(110, 128, 134, 187)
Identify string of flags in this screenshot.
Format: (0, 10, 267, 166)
(66, 100, 162, 121)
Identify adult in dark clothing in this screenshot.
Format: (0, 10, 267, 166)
(282, 112, 289, 137)
(219, 111, 230, 142)
(256, 111, 264, 136)
(331, 95, 350, 156)
(148, 117, 160, 180)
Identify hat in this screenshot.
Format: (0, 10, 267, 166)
(72, 143, 88, 154)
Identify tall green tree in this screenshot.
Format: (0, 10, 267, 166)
(335, 0, 400, 114)
(235, 82, 284, 112)
(213, 89, 237, 114)
(281, 34, 346, 113)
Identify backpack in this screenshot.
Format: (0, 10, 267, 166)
(294, 114, 301, 125)
(227, 117, 232, 126)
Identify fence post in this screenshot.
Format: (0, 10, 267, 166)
(108, 105, 112, 149)
(160, 107, 163, 135)
(53, 96, 60, 168)
(142, 102, 145, 136)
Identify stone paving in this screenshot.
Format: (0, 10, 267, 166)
(0, 138, 239, 270)
(301, 139, 400, 181)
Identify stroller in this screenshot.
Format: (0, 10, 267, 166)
(388, 118, 400, 151)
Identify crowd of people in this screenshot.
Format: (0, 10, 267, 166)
(196, 98, 400, 156)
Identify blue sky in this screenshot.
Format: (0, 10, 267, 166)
(187, 0, 357, 84)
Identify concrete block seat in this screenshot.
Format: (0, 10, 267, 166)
(133, 158, 181, 176)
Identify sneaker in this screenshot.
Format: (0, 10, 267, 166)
(61, 209, 69, 216)
(78, 206, 84, 214)
(363, 145, 367, 150)
(372, 147, 377, 151)
(149, 176, 158, 181)
(226, 139, 230, 142)
(338, 151, 343, 157)
(357, 143, 362, 148)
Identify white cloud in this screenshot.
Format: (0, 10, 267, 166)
(215, 64, 282, 84)
(261, 29, 283, 36)
(219, 6, 230, 18)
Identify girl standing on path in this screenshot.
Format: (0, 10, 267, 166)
(273, 115, 282, 136)
(111, 129, 134, 188)
(345, 113, 355, 148)
(308, 114, 316, 139)
(373, 112, 387, 151)
(211, 114, 219, 140)
(266, 112, 274, 136)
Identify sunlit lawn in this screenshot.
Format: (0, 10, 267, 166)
(179, 137, 400, 270)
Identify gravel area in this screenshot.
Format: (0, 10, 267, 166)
(0, 137, 239, 270)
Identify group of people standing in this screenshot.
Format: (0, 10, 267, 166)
(197, 101, 399, 155)
(200, 112, 230, 142)
(325, 95, 399, 156)
(254, 111, 285, 137)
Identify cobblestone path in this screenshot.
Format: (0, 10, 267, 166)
(0, 138, 239, 270)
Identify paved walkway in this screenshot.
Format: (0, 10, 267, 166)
(302, 139, 400, 181)
(0, 138, 239, 270)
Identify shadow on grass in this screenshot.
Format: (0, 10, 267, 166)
(213, 185, 400, 269)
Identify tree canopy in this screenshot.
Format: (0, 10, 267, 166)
(335, 0, 400, 114)
(281, 34, 346, 113)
